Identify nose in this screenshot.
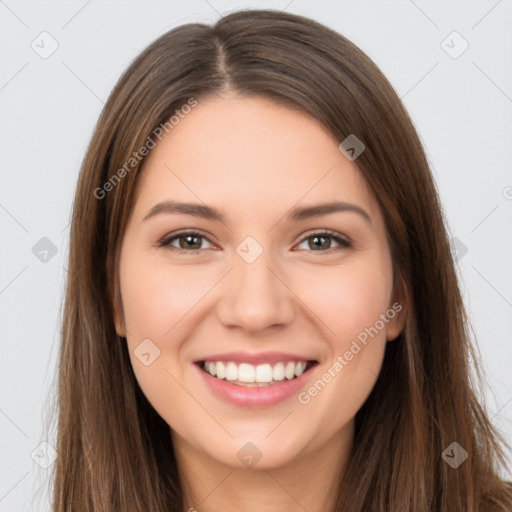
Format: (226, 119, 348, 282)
(216, 251, 296, 334)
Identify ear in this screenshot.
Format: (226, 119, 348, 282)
(386, 271, 409, 342)
(107, 252, 126, 338)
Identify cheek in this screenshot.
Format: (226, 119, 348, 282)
(119, 253, 224, 409)
(291, 256, 394, 348)
(118, 254, 208, 421)
(120, 253, 213, 339)
(291, 260, 392, 431)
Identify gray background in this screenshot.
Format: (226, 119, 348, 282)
(1, 0, 511, 510)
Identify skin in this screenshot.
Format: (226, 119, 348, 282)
(114, 93, 407, 512)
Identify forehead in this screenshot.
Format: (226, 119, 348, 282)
(132, 94, 381, 226)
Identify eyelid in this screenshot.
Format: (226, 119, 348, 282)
(157, 228, 351, 252)
(157, 229, 217, 250)
(294, 228, 351, 251)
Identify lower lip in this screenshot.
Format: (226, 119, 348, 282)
(195, 363, 317, 408)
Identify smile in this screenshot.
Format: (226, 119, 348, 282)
(194, 356, 319, 408)
(199, 360, 314, 387)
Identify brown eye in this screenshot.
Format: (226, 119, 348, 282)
(159, 231, 215, 252)
(296, 230, 351, 252)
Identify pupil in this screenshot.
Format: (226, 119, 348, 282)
(180, 235, 201, 249)
(310, 235, 330, 250)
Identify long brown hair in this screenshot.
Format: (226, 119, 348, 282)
(50, 9, 512, 511)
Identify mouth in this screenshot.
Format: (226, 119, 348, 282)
(195, 359, 318, 387)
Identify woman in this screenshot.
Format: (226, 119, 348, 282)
(52, 8, 512, 511)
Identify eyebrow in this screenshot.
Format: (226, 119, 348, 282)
(142, 200, 372, 225)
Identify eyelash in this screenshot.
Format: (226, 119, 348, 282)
(157, 229, 352, 255)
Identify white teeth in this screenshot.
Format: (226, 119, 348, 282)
(255, 364, 273, 383)
(207, 362, 216, 377)
(225, 362, 238, 381)
(273, 362, 285, 381)
(294, 361, 307, 377)
(202, 360, 312, 384)
(216, 362, 226, 379)
(238, 363, 255, 382)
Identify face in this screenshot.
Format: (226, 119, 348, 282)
(114, 94, 406, 471)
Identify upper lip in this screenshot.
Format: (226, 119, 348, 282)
(194, 351, 318, 365)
